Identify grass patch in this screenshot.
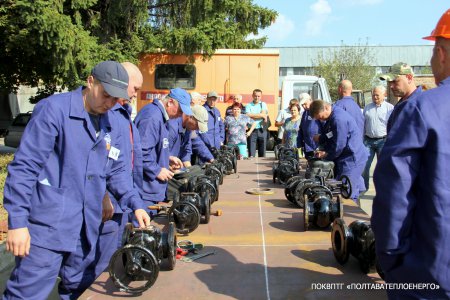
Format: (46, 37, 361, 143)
(0, 154, 14, 223)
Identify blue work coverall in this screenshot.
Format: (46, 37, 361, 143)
(372, 78, 450, 299)
(386, 86, 422, 133)
(297, 109, 322, 159)
(3, 88, 144, 300)
(320, 106, 368, 202)
(191, 130, 214, 164)
(168, 116, 192, 163)
(200, 104, 225, 150)
(94, 102, 144, 279)
(134, 99, 170, 207)
(334, 96, 364, 137)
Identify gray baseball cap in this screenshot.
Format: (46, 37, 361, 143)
(191, 104, 208, 133)
(92, 61, 129, 100)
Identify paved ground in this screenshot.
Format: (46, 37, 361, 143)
(359, 158, 376, 216)
(81, 154, 384, 300)
(0, 152, 382, 300)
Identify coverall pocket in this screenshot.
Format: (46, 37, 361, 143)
(29, 182, 65, 228)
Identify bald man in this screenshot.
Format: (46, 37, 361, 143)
(334, 80, 364, 137)
(121, 61, 143, 116)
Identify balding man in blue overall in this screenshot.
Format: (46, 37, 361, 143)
(311, 100, 368, 203)
(3, 61, 150, 300)
(134, 88, 193, 214)
(371, 10, 450, 299)
(168, 104, 208, 167)
(334, 80, 364, 137)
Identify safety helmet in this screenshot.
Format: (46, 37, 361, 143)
(423, 9, 450, 40)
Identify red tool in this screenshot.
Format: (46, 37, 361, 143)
(176, 248, 188, 259)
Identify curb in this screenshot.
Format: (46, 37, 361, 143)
(0, 243, 15, 274)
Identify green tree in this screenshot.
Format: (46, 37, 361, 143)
(313, 42, 375, 101)
(0, 0, 277, 101)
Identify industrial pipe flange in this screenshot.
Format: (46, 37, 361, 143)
(278, 163, 298, 185)
(218, 156, 234, 175)
(109, 244, 159, 294)
(189, 175, 219, 203)
(109, 224, 174, 294)
(303, 185, 341, 230)
(279, 147, 298, 161)
(331, 218, 351, 264)
(274, 144, 285, 160)
(161, 222, 177, 270)
(284, 175, 304, 203)
(292, 179, 316, 208)
(338, 175, 352, 199)
(170, 200, 201, 234)
(205, 160, 225, 184)
(331, 218, 381, 275)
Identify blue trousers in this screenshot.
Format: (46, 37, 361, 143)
(336, 158, 367, 203)
(248, 128, 266, 157)
(3, 238, 96, 300)
(362, 137, 386, 190)
(93, 213, 128, 279)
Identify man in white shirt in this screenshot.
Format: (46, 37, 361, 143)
(362, 85, 393, 190)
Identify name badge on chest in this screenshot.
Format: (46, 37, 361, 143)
(108, 146, 120, 160)
(326, 131, 333, 139)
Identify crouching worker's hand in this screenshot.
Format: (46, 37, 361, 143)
(134, 209, 151, 228)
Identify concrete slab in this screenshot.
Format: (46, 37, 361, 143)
(81, 155, 386, 300)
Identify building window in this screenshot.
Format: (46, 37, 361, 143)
(155, 64, 196, 90)
(279, 68, 288, 76)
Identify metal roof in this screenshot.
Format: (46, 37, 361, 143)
(267, 45, 433, 67)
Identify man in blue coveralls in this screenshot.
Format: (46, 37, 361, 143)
(297, 96, 322, 160)
(199, 91, 225, 154)
(93, 62, 145, 280)
(334, 79, 364, 137)
(371, 9, 450, 299)
(134, 88, 193, 214)
(379, 62, 422, 133)
(3, 61, 150, 300)
(168, 104, 209, 167)
(311, 100, 368, 203)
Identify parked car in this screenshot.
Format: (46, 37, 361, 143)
(4, 112, 32, 148)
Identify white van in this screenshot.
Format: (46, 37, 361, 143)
(280, 75, 332, 111)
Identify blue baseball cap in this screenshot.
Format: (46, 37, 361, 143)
(168, 88, 193, 116)
(91, 61, 129, 100)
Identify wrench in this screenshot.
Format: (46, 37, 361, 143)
(181, 250, 215, 262)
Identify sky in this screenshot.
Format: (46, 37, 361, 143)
(252, 0, 448, 47)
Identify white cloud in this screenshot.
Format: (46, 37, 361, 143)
(337, 0, 383, 6)
(305, 0, 332, 36)
(248, 14, 295, 43)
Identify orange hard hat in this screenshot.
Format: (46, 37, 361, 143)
(423, 9, 450, 40)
